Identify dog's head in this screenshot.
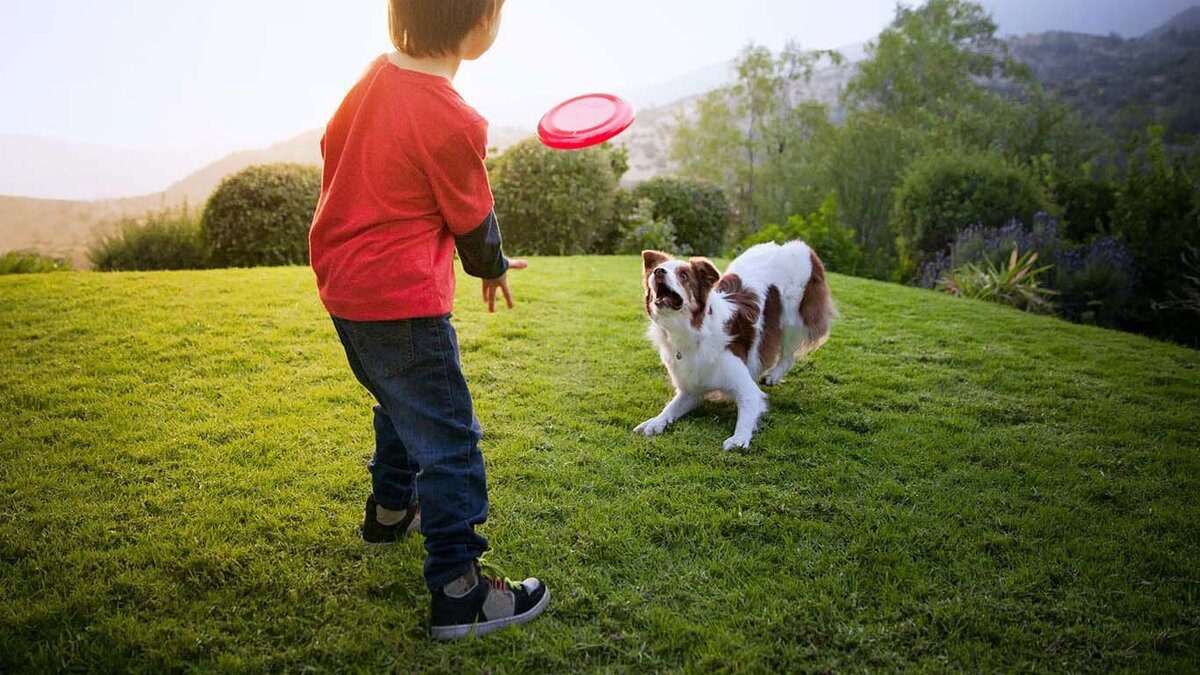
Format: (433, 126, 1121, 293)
(642, 250, 721, 324)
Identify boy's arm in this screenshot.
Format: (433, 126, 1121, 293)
(428, 121, 527, 310)
(455, 210, 509, 280)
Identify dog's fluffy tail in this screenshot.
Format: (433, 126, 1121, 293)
(798, 247, 836, 357)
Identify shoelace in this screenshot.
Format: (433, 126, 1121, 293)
(478, 557, 519, 592)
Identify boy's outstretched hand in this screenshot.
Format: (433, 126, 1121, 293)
(482, 259, 528, 313)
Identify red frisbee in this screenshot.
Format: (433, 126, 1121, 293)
(537, 93, 636, 150)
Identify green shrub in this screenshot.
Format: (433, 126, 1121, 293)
(894, 152, 1047, 265)
(616, 199, 678, 254)
(918, 218, 1138, 329)
(939, 247, 1057, 314)
(631, 177, 732, 256)
(1159, 245, 1200, 328)
(90, 207, 208, 271)
(490, 139, 619, 255)
(1054, 174, 1117, 242)
(1109, 125, 1200, 342)
(0, 251, 72, 275)
(1054, 236, 1137, 328)
(596, 189, 640, 255)
(201, 163, 321, 268)
(740, 194, 864, 275)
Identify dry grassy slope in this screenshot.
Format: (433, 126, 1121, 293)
(0, 127, 528, 268)
(0, 59, 857, 268)
(0, 194, 172, 268)
(0, 130, 325, 267)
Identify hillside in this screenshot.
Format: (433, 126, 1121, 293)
(1, 260, 1198, 671)
(4, 9, 1199, 267)
(0, 136, 219, 202)
(629, 7, 1200, 180)
(621, 61, 857, 182)
(0, 127, 528, 268)
(1008, 15, 1200, 140)
(1147, 5, 1200, 37)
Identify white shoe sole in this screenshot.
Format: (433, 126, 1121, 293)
(430, 588, 550, 641)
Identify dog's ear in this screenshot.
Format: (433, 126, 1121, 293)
(689, 257, 721, 290)
(642, 250, 672, 272)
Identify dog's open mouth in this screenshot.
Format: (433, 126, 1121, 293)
(653, 281, 684, 311)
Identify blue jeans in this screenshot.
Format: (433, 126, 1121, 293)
(331, 314, 489, 592)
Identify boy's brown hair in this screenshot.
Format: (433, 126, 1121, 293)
(389, 0, 505, 58)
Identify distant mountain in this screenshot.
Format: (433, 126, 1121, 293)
(630, 61, 733, 110)
(1143, 5, 1200, 38)
(5, 9, 1198, 268)
(0, 131, 327, 268)
(623, 8, 1200, 181)
(0, 127, 529, 267)
(980, 0, 1199, 38)
(1007, 7, 1200, 140)
(159, 130, 322, 206)
(0, 136, 219, 201)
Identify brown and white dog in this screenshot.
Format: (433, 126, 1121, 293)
(636, 241, 835, 450)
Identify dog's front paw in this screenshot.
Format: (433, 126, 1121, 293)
(634, 417, 668, 436)
(722, 434, 752, 451)
(761, 371, 785, 386)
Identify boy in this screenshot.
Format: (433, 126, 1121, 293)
(309, 0, 548, 640)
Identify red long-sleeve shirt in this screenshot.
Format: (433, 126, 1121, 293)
(310, 55, 495, 321)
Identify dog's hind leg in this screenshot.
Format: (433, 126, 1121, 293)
(761, 326, 804, 386)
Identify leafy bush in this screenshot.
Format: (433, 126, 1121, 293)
(0, 251, 72, 275)
(1108, 125, 1200, 342)
(740, 194, 864, 275)
(1055, 237, 1137, 326)
(490, 139, 619, 255)
(939, 247, 1057, 314)
(201, 163, 321, 268)
(918, 217, 1138, 328)
(1151, 246, 1200, 345)
(944, 218, 1060, 273)
(631, 177, 732, 256)
(821, 111, 928, 280)
(593, 189, 640, 255)
(616, 199, 678, 254)
(894, 152, 1047, 265)
(90, 207, 208, 272)
(1053, 174, 1117, 242)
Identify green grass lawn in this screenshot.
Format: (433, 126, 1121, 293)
(2, 258, 1198, 672)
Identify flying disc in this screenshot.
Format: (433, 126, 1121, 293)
(537, 93, 636, 150)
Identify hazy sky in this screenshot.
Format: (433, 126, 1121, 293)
(0, 0, 1194, 156)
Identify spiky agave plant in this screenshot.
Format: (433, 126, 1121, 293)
(1155, 245, 1200, 316)
(938, 246, 1058, 314)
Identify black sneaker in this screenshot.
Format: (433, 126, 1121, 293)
(430, 562, 550, 640)
(361, 495, 421, 544)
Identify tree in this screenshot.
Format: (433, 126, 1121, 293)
(829, 0, 1092, 278)
(1111, 125, 1200, 340)
(844, 0, 1027, 120)
(818, 112, 930, 277)
(671, 43, 840, 237)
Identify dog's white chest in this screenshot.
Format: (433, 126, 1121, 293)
(660, 339, 727, 390)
